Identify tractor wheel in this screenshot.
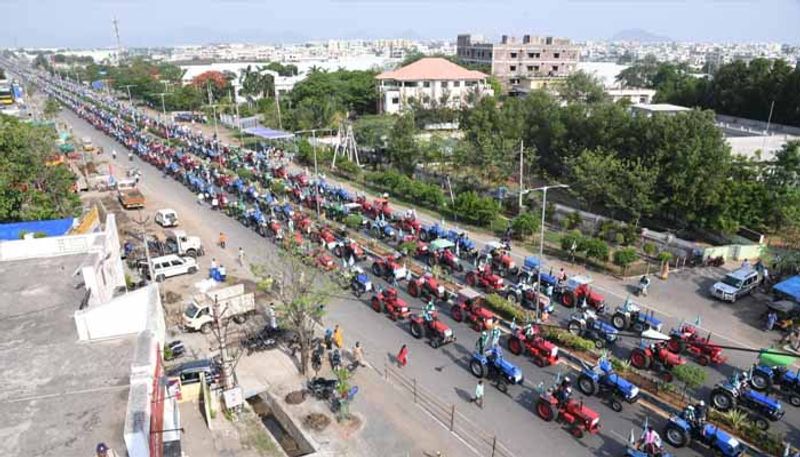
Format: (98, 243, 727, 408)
(577, 375, 598, 396)
(750, 372, 772, 391)
(533, 357, 546, 367)
(333, 246, 343, 258)
(536, 400, 555, 422)
(609, 398, 623, 412)
(233, 314, 247, 325)
(631, 322, 645, 334)
(451, 305, 464, 322)
(466, 273, 476, 286)
(659, 371, 674, 383)
(664, 424, 690, 448)
(410, 321, 424, 339)
(371, 262, 383, 277)
(753, 416, 769, 431)
(697, 354, 710, 366)
(567, 321, 582, 336)
(430, 337, 441, 349)
(507, 337, 523, 356)
(667, 337, 685, 354)
(426, 256, 435, 267)
(408, 281, 419, 297)
(594, 339, 606, 349)
(710, 388, 735, 411)
(200, 323, 212, 334)
(789, 394, 800, 407)
(496, 378, 509, 394)
(570, 426, 585, 439)
(470, 359, 486, 378)
(419, 231, 429, 242)
(371, 298, 382, 313)
(629, 349, 651, 370)
(611, 313, 629, 330)
(561, 292, 575, 308)
(506, 292, 519, 303)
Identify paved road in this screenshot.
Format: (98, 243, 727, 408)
(59, 107, 716, 457)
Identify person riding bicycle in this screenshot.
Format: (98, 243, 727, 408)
(423, 299, 436, 322)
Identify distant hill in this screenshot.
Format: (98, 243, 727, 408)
(611, 29, 672, 43)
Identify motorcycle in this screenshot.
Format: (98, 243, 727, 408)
(329, 348, 342, 371)
(307, 377, 338, 401)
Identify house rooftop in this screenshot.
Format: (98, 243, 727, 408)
(631, 103, 691, 112)
(0, 254, 134, 457)
(376, 57, 487, 81)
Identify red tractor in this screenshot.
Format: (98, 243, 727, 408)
(396, 215, 422, 235)
(557, 276, 606, 313)
(371, 254, 409, 281)
(507, 326, 560, 367)
(407, 273, 447, 300)
(313, 249, 337, 271)
(667, 323, 727, 366)
(536, 388, 602, 439)
(292, 213, 313, 234)
(304, 194, 323, 211)
(332, 239, 367, 262)
(289, 172, 309, 187)
(629, 330, 687, 382)
(465, 265, 504, 292)
(409, 311, 456, 348)
(370, 288, 410, 321)
(479, 241, 517, 277)
(360, 197, 393, 220)
(312, 226, 338, 250)
(450, 287, 496, 331)
(268, 219, 283, 239)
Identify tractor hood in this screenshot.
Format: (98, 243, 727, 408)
(431, 320, 452, 338)
(701, 424, 743, 456)
(743, 389, 782, 413)
(607, 373, 639, 400)
(495, 357, 523, 384)
(642, 313, 663, 331)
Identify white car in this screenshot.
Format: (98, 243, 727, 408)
(155, 208, 179, 227)
(143, 254, 198, 282)
(709, 266, 761, 302)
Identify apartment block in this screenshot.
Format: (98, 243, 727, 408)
(456, 34, 580, 92)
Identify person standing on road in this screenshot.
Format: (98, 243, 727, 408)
(351, 341, 365, 368)
(238, 247, 245, 266)
(472, 380, 484, 409)
(333, 324, 343, 349)
(396, 344, 408, 368)
(765, 311, 778, 331)
(218, 232, 227, 249)
(111, 149, 117, 159)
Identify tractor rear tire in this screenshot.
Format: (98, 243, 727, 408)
(451, 305, 464, 322)
(664, 424, 690, 448)
(753, 416, 769, 431)
(630, 349, 651, 370)
(609, 398, 623, 412)
(420, 231, 429, 242)
(577, 375, 598, 396)
(632, 322, 645, 333)
(710, 388, 735, 412)
(536, 400, 555, 422)
(561, 292, 575, 308)
(470, 359, 486, 378)
(697, 354, 710, 366)
(750, 372, 772, 391)
(506, 292, 518, 303)
(371, 298, 382, 313)
(410, 321, 424, 339)
(371, 262, 383, 277)
(507, 337, 523, 356)
(567, 321, 582, 336)
(533, 357, 545, 367)
(334, 246, 343, 258)
(789, 395, 800, 407)
(408, 281, 419, 297)
(611, 313, 629, 330)
(667, 337, 686, 354)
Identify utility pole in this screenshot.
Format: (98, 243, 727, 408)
(132, 210, 153, 285)
(275, 88, 283, 130)
(122, 84, 137, 125)
(761, 100, 776, 153)
(529, 184, 569, 321)
(156, 92, 168, 119)
(518, 140, 524, 211)
(207, 82, 220, 147)
(312, 130, 320, 217)
(211, 296, 235, 392)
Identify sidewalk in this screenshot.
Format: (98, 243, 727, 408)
(237, 349, 477, 457)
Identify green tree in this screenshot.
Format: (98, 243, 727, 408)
(559, 71, 607, 104)
(510, 213, 540, 240)
(583, 238, 610, 262)
(613, 248, 638, 273)
(386, 113, 419, 175)
(452, 191, 500, 226)
(567, 148, 623, 213)
(42, 97, 62, 120)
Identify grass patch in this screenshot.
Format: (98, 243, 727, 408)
(241, 413, 282, 456)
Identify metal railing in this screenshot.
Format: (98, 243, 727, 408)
(383, 363, 517, 457)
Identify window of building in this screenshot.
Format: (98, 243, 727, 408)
(534, 65, 540, 72)
(554, 52, 560, 59)
(423, 81, 431, 88)
(510, 65, 517, 71)
(453, 81, 460, 87)
(510, 52, 517, 58)
(552, 66, 559, 72)
(527, 65, 534, 72)
(534, 52, 541, 58)
(391, 97, 399, 104)
(510, 78, 520, 85)
(527, 52, 535, 58)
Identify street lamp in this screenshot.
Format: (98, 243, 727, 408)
(525, 184, 569, 320)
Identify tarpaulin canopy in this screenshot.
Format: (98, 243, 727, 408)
(0, 217, 74, 240)
(242, 126, 295, 140)
(774, 275, 800, 302)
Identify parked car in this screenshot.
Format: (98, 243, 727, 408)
(166, 359, 220, 386)
(140, 254, 198, 282)
(155, 208, 179, 227)
(709, 267, 761, 302)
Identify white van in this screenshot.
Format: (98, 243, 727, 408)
(155, 208, 179, 227)
(142, 254, 198, 282)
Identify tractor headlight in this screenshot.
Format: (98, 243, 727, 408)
(437, 285, 445, 295)
(628, 386, 640, 400)
(444, 328, 453, 338)
(550, 347, 559, 358)
(514, 372, 522, 383)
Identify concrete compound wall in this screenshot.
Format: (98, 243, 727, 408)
(74, 283, 165, 343)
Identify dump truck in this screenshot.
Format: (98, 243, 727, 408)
(117, 179, 145, 209)
(183, 283, 256, 333)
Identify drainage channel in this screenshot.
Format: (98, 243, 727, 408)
(247, 394, 314, 457)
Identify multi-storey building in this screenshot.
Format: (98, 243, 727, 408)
(456, 34, 580, 92)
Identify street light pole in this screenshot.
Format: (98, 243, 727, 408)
(518, 140, 524, 211)
(312, 130, 320, 217)
(529, 184, 569, 321)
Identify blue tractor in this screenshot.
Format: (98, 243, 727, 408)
(577, 357, 640, 412)
(710, 372, 784, 430)
(469, 347, 524, 394)
(749, 352, 800, 407)
(515, 256, 541, 284)
(368, 219, 395, 239)
(419, 223, 448, 243)
(567, 309, 619, 349)
(663, 406, 744, 456)
(611, 299, 662, 333)
(349, 267, 373, 298)
(444, 229, 478, 258)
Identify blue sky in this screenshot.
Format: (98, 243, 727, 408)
(3, 0, 799, 48)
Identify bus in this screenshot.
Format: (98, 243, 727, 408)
(0, 81, 13, 105)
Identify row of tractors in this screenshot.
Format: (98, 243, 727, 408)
(49, 74, 798, 457)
